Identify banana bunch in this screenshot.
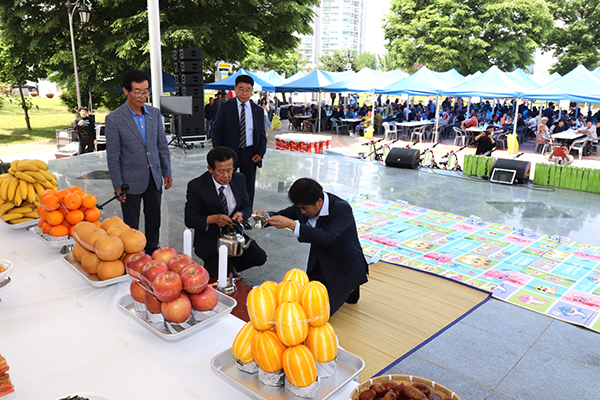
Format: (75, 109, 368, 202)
(0, 159, 58, 224)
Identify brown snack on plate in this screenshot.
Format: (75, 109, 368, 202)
(393, 383, 406, 396)
(382, 381, 398, 390)
(428, 393, 442, 400)
(401, 384, 426, 400)
(412, 382, 431, 396)
(359, 389, 377, 400)
(383, 391, 398, 400)
(370, 384, 386, 398)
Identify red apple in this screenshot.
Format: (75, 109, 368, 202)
(152, 271, 183, 302)
(130, 281, 147, 303)
(167, 253, 194, 274)
(161, 292, 192, 323)
(144, 291, 162, 314)
(180, 264, 210, 294)
(152, 246, 179, 264)
(189, 285, 219, 311)
(126, 252, 152, 281)
(140, 260, 169, 290)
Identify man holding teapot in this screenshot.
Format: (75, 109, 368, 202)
(184, 147, 266, 278)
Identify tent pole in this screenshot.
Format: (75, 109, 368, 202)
(371, 89, 375, 135)
(513, 98, 520, 137)
(434, 94, 440, 143)
(318, 92, 321, 133)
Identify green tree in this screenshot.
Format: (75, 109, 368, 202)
(241, 37, 306, 78)
(318, 49, 358, 72)
(0, 0, 317, 110)
(355, 52, 378, 70)
(545, 0, 600, 75)
(384, 0, 553, 75)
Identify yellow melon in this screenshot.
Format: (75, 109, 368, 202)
(260, 280, 278, 294)
(300, 280, 330, 327)
(247, 286, 277, 331)
(275, 279, 301, 304)
(232, 321, 259, 364)
(283, 268, 309, 287)
(251, 330, 286, 373)
(275, 301, 308, 347)
(305, 322, 337, 363)
(282, 344, 318, 388)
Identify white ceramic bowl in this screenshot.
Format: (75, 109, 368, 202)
(0, 259, 13, 281)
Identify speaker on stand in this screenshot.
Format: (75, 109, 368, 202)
(168, 47, 206, 153)
(385, 148, 421, 169)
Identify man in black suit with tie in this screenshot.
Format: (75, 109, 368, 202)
(212, 75, 267, 229)
(184, 147, 266, 278)
(259, 178, 369, 315)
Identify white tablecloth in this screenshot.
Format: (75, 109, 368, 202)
(0, 225, 357, 399)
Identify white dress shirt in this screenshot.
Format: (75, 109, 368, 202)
(212, 177, 237, 216)
(293, 193, 330, 237)
(236, 98, 254, 147)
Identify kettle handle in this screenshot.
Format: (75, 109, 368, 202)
(219, 220, 244, 236)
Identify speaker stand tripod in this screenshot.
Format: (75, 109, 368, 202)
(167, 120, 192, 154)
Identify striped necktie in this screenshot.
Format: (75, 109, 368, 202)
(218, 186, 228, 215)
(239, 102, 247, 149)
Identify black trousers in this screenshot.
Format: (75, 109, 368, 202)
(237, 146, 258, 209)
(202, 238, 267, 279)
(120, 172, 162, 254)
(78, 136, 95, 155)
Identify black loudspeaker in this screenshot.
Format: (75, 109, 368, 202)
(173, 61, 202, 74)
(385, 148, 421, 169)
(173, 47, 202, 61)
(491, 158, 531, 183)
(177, 86, 203, 96)
(172, 46, 204, 139)
(175, 73, 203, 85)
(175, 116, 204, 137)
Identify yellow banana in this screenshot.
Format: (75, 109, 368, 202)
(10, 160, 19, 170)
(13, 188, 22, 206)
(27, 160, 49, 170)
(15, 171, 36, 183)
(27, 183, 36, 203)
(15, 162, 39, 173)
(2, 212, 24, 222)
(18, 179, 28, 200)
(0, 173, 11, 184)
(11, 206, 34, 214)
(50, 178, 58, 187)
(0, 199, 4, 207)
(7, 178, 19, 201)
(39, 169, 56, 180)
(33, 182, 45, 196)
(23, 211, 39, 218)
(0, 177, 12, 200)
(40, 180, 54, 189)
(8, 217, 36, 224)
(33, 200, 40, 207)
(0, 202, 15, 216)
(22, 170, 46, 183)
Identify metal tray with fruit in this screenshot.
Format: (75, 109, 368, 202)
(211, 347, 365, 400)
(28, 225, 75, 248)
(63, 253, 130, 288)
(5, 217, 40, 230)
(117, 292, 237, 341)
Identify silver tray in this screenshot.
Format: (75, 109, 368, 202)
(211, 347, 364, 400)
(28, 225, 75, 248)
(117, 292, 237, 341)
(62, 253, 129, 288)
(3, 217, 41, 230)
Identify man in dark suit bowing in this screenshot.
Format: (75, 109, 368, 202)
(212, 75, 267, 229)
(184, 147, 267, 278)
(105, 70, 173, 254)
(259, 178, 368, 315)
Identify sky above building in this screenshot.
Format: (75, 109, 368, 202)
(363, 0, 391, 55)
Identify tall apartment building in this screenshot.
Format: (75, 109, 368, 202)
(297, 0, 366, 68)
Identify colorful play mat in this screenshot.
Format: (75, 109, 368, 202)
(351, 195, 600, 333)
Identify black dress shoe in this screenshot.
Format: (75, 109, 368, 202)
(346, 286, 360, 304)
(231, 267, 243, 281)
(243, 221, 253, 230)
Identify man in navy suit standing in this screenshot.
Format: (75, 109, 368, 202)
(212, 75, 267, 229)
(185, 147, 266, 278)
(105, 70, 173, 254)
(260, 178, 369, 315)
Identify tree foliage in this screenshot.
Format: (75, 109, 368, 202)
(545, 0, 600, 75)
(384, 0, 553, 75)
(318, 49, 358, 72)
(241, 36, 306, 78)
(0, 0, 317, 110)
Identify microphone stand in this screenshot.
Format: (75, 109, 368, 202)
(97, 184, 129, 210)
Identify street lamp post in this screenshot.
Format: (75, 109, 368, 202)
(66, 0, 91, 110)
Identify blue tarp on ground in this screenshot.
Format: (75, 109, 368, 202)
(204, 68, 276, 91)
(523, 65, 600, 103)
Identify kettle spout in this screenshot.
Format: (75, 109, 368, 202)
(243, 238, 253, 250)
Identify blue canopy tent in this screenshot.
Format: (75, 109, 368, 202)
(530, 71, 555, 87)
(276, 69, 335, 92)
(507, 69, 540, 91)
(464, 71, 482, 81)
(204, 68, 276, 91)
(523, 65, 600, 103)
(252, 70, 287, 86)
(284, 70, 306, 83)
(436, 68, 466, 86)
(381, 70, 409, 81)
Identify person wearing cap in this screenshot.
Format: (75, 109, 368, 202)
(73, 107, 96, 155)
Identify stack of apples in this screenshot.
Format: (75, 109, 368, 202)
(36, 186, 101, 238)
(126, 246, 219, 324)
(71, 215, 147, 280)
(232, 268, 338, 394)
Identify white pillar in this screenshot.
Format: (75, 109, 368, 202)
(148, 0, 163, 108)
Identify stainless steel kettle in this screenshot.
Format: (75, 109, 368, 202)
(218, 220, 252, 257)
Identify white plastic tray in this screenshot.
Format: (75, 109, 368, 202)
(117, 292, 237, 341)
(4, 217, 40, 230)
(28, 225, 75, 248)
(62, 253, 129, 288)
(211, 347, 364, 400)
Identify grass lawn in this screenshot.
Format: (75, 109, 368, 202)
(0, 96, 109, 146)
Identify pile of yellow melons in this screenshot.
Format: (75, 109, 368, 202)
(232, 268, 338, 396)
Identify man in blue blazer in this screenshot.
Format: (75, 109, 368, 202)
(105, 70, 173, 254)
(262, 178, 369, 315)
(212, 75, 267, 228)
(184, 147, 266, 278)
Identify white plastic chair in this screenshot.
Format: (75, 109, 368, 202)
(382, 122, 398, 140)
(410, 126, 426, 143)
(330, 118, 347, 135)
(569, 137, 588, 160)
(453, 127, 467, 147)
